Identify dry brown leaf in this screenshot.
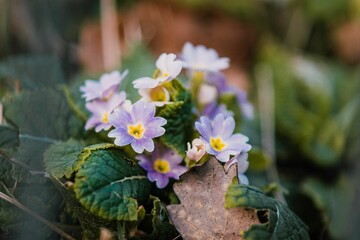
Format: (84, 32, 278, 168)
(167, 157, 259, 240)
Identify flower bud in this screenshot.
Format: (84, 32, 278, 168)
(186, 138, 206, 162)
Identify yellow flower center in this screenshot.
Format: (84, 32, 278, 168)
(150, 87, 167, 102)
(153, 159, 171, 173)
(101, 113, 109, 123)
(127, 123, 145, 139)
(210, 137, 226, 151)
(162, 72, 169, 77)
(193, 71, 204, 80)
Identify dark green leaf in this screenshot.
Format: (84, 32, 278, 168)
(0, 55, 65, 95)
(158, 79, 193, 155)
(74, 146, 151, 221)
(146, 196, 179, 240)
(44, 139, 85, 178)
(302, 176, 358, 239)
(52, 179, 114, 240)
(3, 88, 83, 139)
(0, 125, 19, 149)
(226, 184, 310, 240)
(2, 88, 84, 170)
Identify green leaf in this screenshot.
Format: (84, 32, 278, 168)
(3, 88, 83, 139)
(226, 184, 310, 239)
(52, 179, 114, 240)
(0, 55, 65, 96)
(2, 88, 84, 170)
(302, 176, 357, 239)
(0, 125, 23, 185)
(146, 196, 179, 240)
(74, 146, 151, 221)
(158, 80, 193, 155)
(0, 125, 19, 149)
(44, 139, 85, 178)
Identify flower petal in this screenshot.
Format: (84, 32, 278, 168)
(133, 77, 159, 89)
(222, 115, 235, 139)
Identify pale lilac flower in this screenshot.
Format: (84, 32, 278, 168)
(186, 138, 206, 162)
(133, 53, 182, 89)
(108, 101, 167, 153)
(202, 102, 233, 119)
(137, 145, 187, 188)
(180, 42, 229, 73)
(195, 113, 251, 162)
(206, 72, 254, 119)
(234, 89, 254, 119)
(138, 86, 171, 107)
(80, 70, 128, 101)
(225, 151, 250, 185)
(85, 92, 127, 132)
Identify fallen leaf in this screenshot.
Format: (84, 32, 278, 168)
(167, 157, 259, 240)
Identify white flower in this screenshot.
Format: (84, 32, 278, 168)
(181, 42, 229, 72)
(186, 138, 206, 162)
(139, 86, 171, 107)
(80, 70, 128, 101)
(133, 53, 182, 89)
(198, 83, 218, 105)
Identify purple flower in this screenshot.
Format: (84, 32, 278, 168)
(80, 70, 128, 101)
(195, 113, 251, 162)
(202, 102, 233, 120)
(108, 101, 167, 153)
(85, 92, 127, 132)
(137, 145, 187, 188)
(234, 89, 254, 119)
(225, 151, 250, 185)
(133, 53, 182, 89)
(180, 42, 229, 72)
(206, 72, 254, 119)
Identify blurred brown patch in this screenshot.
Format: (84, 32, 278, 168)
(77, 0, 257, 89)
(77, 22, 105, 74)
(333, 20, 360, 65)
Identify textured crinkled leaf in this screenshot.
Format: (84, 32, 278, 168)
(44, 139, 85, 178)
(225, 184, 310, 239)
(167, 157, 258, 239)
(74, 147, 151, 221)
(158, 80, 193, 155)
(302, 175, 357, 239)
(0, 55, 64, 94)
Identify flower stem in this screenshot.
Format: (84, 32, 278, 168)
(117, 221, 127, 240)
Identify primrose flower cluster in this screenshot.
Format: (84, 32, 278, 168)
(80, 42, 254, 188)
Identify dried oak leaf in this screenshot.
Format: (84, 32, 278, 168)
(167, 157, 259, 240)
